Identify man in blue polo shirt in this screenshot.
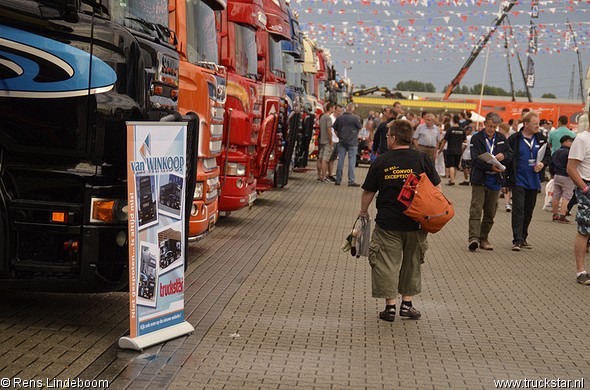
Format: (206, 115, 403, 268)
(506, 111, 552, 251)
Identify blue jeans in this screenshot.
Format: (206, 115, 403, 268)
(336, 144, 357, 184)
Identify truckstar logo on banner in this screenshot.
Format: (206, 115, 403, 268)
(120, 122, 194, 351)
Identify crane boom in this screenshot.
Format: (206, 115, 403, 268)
(443, 0, 517, 101)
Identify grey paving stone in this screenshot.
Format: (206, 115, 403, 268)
(4, 165, 590, 389)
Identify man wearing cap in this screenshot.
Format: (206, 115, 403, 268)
(549, 135, 574, 223)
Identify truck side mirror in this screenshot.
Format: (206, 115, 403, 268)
(221, 58, 234, 69)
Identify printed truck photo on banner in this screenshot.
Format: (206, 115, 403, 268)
(136, 174, 158, 229)
(158, 222, 183, 274)
(137, 242, 158, 308)
(159, 173, 184, 219)
(120, 121, 195, 350)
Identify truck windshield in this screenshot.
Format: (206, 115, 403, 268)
(235, 24, 257, 78)
(108, 0, 169, 37)
(186, 0, 219, 65)
(282, 54, 299, 89)
(268, 36, 283, 77)
(318, 79, 326, 101)
(304, 73, 315, 96)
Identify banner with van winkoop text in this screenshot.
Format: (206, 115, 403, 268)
(119, 122, 194, 350)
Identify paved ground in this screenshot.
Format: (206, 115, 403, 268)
(1, 162, 590, 389)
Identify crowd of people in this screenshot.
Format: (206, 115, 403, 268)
(316, 101, 589, 322)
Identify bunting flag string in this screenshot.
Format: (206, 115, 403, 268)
(297, 6, 590, 19)
(304, 25, 588, 57)
(297, 0, 590, 71)
(295, 0, 590, 8)
(302, 20, 587, 32)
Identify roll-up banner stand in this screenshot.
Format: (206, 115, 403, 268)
(119, 122, 195, 351)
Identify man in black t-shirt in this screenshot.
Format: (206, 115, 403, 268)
(359, 120, 441, 322)
(438, 114, 466, 185)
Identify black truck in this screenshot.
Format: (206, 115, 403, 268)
(138, 176, 157, 226)
(159, 238, 181, 269)
(138, 247, 157, 300)
(159, 181, 181, 210)
(0, 0, 181, 292)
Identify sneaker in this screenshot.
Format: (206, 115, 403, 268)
(399, 303, 421, 319)
(327, 176, 336, 182)
(325, 177, 335, 183)
(459, 181, 470, 186)
(521, 241, 532, 249)
(552, 214, 560, 222)
(446, 181, 455, 186)
(480, 240, 493, 250)
(557, 216, 570, 223)
(334, 182, 341, 186)
(348, 182, 360, 187)
(317, 178, 323, 183)
(505, 203, 512, 212)
(512, 244, 521, 251)
(379, 307, 396, 322)
(577, 273, 590, 285)
(468, 239, 479, 252)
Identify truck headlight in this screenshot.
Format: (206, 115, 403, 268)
(225, 162, 247, 176)
(194, 182, 204, 200)
(90, 198, 128, 223)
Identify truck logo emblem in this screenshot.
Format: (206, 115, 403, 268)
(0, 25, 117, 98)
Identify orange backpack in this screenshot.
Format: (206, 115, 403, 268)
(397, 171, 454, 233)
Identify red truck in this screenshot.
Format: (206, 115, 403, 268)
(254, 0, 291, 192)
(169, 0, 226, 239)
(217, 0, 267, 213)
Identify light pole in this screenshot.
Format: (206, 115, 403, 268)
(345, 42, 354, 79)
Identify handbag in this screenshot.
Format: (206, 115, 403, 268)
(397, 165, 454, 233)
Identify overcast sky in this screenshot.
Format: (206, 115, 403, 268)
(294, 0, 590, 101)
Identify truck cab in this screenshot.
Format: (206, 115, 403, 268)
(277, 5, 304, 187)
(255, 0, 291, 192)
(0, 0, 180, 292)
(294, 35, 318, 169)
(216, 0, 266, 212)
(169, 0, 226, 239)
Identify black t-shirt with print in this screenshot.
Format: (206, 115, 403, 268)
(444, 126, 467, 155)
(362, 148, 441, 231)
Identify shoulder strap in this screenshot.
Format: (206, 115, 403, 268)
(417, 150, 426, 175)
